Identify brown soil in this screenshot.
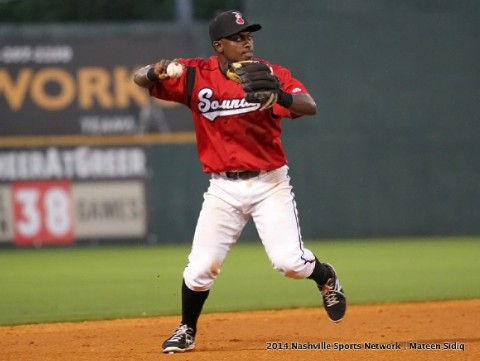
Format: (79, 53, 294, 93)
(2, 299, 479, 361)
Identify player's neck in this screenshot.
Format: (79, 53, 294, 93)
(216, 57, 230, 78)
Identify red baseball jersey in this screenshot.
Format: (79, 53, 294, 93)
(149, 56, 310, 173)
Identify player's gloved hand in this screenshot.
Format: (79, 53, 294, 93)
(227, 61, 293, 110)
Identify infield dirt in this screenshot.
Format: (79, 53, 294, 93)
(2, 299, 478, 361)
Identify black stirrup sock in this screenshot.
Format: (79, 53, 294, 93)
(307, 258, 333, 286)
(181, 279, 210, 333)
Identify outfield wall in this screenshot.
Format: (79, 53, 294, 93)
(0, 1, 479, 246)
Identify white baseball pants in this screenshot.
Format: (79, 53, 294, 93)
(183, 165, 316, 291)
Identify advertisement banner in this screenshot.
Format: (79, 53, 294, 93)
(73, 181, 146, 239)
(0, 31, 196, 137)
(1, 180, 147, 246)
(0, 146, 148, 246)
(12, 180, 74, 246)
(0, 146, 147, 181)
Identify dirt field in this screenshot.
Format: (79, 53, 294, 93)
(2, 299, 478, 361)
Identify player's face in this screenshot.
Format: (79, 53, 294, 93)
(219, 32, 254, 61)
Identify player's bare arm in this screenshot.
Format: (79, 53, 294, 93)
(289, 93, 317, 116)
(134, 59, 171, 88)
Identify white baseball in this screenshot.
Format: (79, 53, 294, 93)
(166, 62, 184, 78)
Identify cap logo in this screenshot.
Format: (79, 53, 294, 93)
(233, 12, 245, 25)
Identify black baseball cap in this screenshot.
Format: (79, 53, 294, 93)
(209, 10, 262, 42)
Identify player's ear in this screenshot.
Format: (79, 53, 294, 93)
(213, 40, 223, 53)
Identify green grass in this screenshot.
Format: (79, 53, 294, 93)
(0, 237, 479, 326)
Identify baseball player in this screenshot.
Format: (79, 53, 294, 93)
(134, 10, 346, 354)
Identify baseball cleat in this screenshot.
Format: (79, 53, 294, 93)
(319, 263, 346, 322)
(162, 324, 196, 353)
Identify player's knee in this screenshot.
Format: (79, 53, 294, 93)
(271, 257, 311, 279)
(183, 261, 221, 292)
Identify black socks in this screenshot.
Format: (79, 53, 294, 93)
(307, 258, 333, 286)
(181, 279, 209, 333)
(180, 259, 330, 333)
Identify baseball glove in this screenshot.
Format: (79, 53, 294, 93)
(226, 60, 283, 110)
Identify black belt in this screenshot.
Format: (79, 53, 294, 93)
(225, 170, 262, 180)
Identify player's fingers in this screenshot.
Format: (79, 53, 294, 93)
(155, 59, 171, 80)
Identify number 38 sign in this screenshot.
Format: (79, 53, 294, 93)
(12, 181, 74, 246)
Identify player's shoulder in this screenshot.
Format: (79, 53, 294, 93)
(178, 56, 219, 71)
(255, 58, 290, 75)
